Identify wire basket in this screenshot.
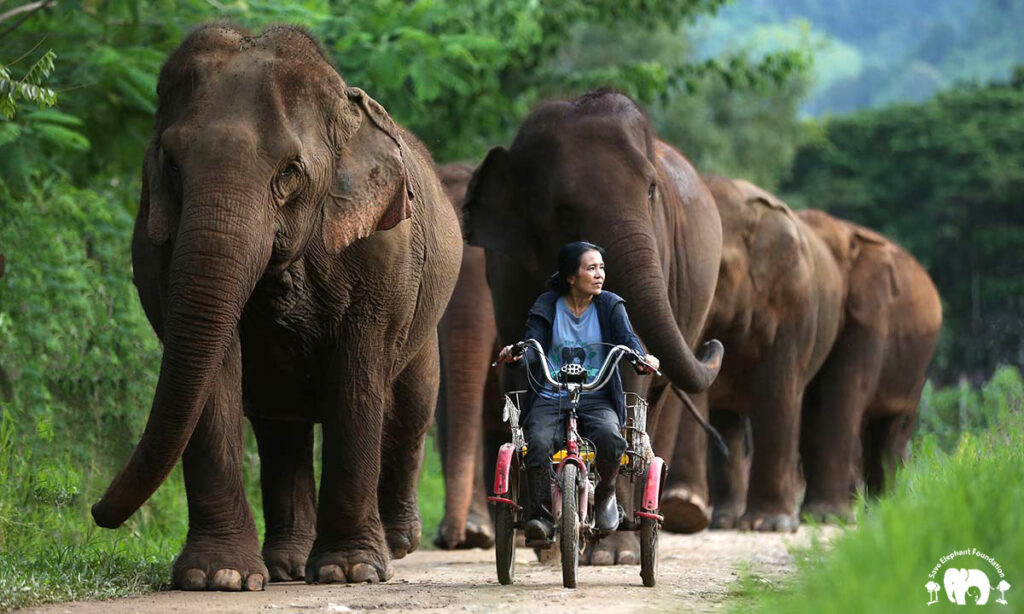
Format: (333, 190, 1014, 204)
(622, 392, 653, 473)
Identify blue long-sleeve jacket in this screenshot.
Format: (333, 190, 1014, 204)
(516, 290, 645, 426)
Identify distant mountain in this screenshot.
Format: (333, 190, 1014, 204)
(695, 0, 1024, 115)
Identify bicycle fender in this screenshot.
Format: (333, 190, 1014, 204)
(641, 457, 667, 512)
(493, 443, 517, 495)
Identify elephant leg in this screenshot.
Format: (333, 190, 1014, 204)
(649, 381, 679, 459)
(173, 333, 266, 591)
(379, 334, 440, 560)
(863, 410, 914, 497)
(307, 345, 392, 584)
(801, 329, 881, 523)
(251, 417, 316, 581)
(661, 390, 711, 534)
(708, 410, 748, 529)
(738, 357, 801, 533)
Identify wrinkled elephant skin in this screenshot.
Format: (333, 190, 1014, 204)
(90, 24, 461, 590)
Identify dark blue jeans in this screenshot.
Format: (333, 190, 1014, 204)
(523, 395, 627, 471)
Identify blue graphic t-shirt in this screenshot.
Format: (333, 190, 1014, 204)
(538, 297, 611, 401)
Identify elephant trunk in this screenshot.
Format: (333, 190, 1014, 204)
(602, 223, 723, 394)
(438, 246, 495, 548)
(92, 189, 272, 528)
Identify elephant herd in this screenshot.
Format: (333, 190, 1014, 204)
(93, 24, 942, 590)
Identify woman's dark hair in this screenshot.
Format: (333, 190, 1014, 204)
(546, 241, 606, 293)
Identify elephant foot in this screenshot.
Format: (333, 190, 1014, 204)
(710, 504, 744, 530)
(660, 487, 711, 534)
(383, 512, 421, 559)
(800, 501, 854, 525)
(305, 540, 393, 584)
(173, 535, 268, 591)
(737, 510, 799, 533)
(434, 509, 495, 550)
(584, 531, 638, 566)
(262, 534, 314, 582)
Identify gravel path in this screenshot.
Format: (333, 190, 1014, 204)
(27, 529, 832, 613)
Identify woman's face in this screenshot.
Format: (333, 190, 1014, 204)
(568, 249, 605, 296)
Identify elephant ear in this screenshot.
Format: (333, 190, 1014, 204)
(323, 87, 413, 254)
(847, 227, 901, 327)
(142, 144, 176, 245)
(463, 146, 531, 254)
(746, 195, 802, 295)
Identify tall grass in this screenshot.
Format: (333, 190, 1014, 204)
(739, 367, 1024, 613)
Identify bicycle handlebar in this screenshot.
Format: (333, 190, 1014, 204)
(512, 339, 660, 391)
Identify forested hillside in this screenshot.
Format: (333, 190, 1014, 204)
(697, 0, 1024, 115)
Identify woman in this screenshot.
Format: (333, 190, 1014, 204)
(499, 241, 659, 540)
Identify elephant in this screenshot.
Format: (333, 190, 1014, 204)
(944, 568, 992, 605)
(798, 210, 942, 521)
(90, 24, 461, 590)
(433, 162, 500, 550)
(463, 89, 725, 564)
(661, 176, 845, 533)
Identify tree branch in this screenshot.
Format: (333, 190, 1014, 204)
(0, 0, 55, 40)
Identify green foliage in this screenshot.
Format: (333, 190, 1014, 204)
(916, 366, 1024, 453)
(738, 372, 1024, 613)
(783, 77, 1024, 377)
(0, 48, 57, 118)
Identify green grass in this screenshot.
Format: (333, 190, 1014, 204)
(735, 378, 1024, 613)
(0, 428, 447, 612)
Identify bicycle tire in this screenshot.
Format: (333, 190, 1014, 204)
(640, 515, 659, 587)
(559, 463, 580, 589)
(494, 467, 518, 585)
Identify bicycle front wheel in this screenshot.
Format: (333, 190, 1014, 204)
(559, 463, 580, 589)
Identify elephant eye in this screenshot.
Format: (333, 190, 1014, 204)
(647, 183, 657, 207)
(279, 161, 301, 178)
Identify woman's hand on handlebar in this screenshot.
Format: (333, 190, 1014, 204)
(631, 352, 660, 375)
(497, 344, 523, 363)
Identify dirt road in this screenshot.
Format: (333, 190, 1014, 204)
(29, 529, 829, 613)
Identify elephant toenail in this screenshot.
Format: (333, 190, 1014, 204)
(245, 573, 265, 591)
(317, 564, 346, 583)
(181, 568, 207, 591)
(590, 550, 614, 566)
(618, 550, 638, 565)
(348, 563, 379, 583)
(212, 569, 242, 591)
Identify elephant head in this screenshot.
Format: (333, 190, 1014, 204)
(463, 90, 722, 394)
(92, 24, 414, 528)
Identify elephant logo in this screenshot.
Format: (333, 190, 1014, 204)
(926, 547, 1010, 606)
(560, 345, 587, 369)
(944, 568, 992, 605)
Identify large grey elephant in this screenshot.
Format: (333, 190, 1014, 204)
(463, 89, 724, 564)
(434, 162, 500, 550)
(661, 177, 844, 533)
(798, 210, 942, 521)
(90, 24, 461, 590)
